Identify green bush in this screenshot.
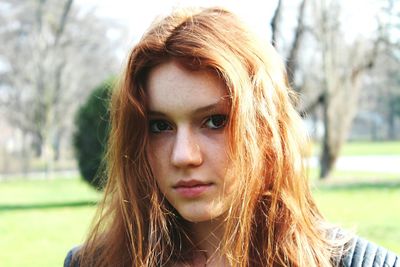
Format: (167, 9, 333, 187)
(73, 80, 113, 189)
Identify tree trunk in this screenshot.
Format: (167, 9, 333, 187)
(319, 92, 334, 179)
(320, 145, 335, 178)
(387, 99, 396, 140)
(32, 132, 43, 157)
(21, 130, 31, 177)
(53, 127, 63, 161)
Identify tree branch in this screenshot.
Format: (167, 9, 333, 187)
(54, 0, 74, 46)
(270, 0, 282, 47)
(299, 92, 325, 117)
(286, 0, 307, 90)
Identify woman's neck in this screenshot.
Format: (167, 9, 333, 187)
(186, 217, 229, 266)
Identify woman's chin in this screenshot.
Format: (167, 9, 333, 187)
(169, 198, 229, 223)
(178, 208, 227, 223)
(180, 212, 214, 223)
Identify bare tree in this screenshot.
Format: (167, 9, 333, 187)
(272, 0, 384, 179)
(0, 0, 121, 175)
(314, 0, 382, 178)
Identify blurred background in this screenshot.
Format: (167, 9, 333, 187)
(0, 0, 399, 266)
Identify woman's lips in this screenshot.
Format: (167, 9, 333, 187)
(173, 180, 213, 198)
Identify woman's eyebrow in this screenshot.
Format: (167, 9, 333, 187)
(147, 110, 167, 117)
(191, 100, 228, 115)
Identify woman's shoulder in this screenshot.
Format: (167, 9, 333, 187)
(340, 236, 399, 267)
(64, 246, 81, 267)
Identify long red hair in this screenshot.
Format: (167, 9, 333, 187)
(74, 7, 348, 267)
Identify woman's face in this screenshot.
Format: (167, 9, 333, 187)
(146, 60, 234, 223)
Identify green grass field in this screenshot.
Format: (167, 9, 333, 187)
(314, 184, 400, 253)
(311, 141, 400, 156)
(0, 178, 100, 267)
(340, 141, 400, 156)
(1, 175, 399, 267)
(308, 168, 400, 181)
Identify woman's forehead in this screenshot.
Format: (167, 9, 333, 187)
(146, 60, 229, 116)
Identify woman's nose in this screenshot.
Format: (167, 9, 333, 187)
(171, 128, 203, 168)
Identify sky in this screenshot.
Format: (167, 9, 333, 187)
(76, 0, 279, 47)
(75, 0, 383, 61)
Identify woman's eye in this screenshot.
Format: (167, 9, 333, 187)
(204, 115, 227, 129)
(149, 120, 172, 133)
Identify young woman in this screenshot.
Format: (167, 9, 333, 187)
(65, 7, 399, 267)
